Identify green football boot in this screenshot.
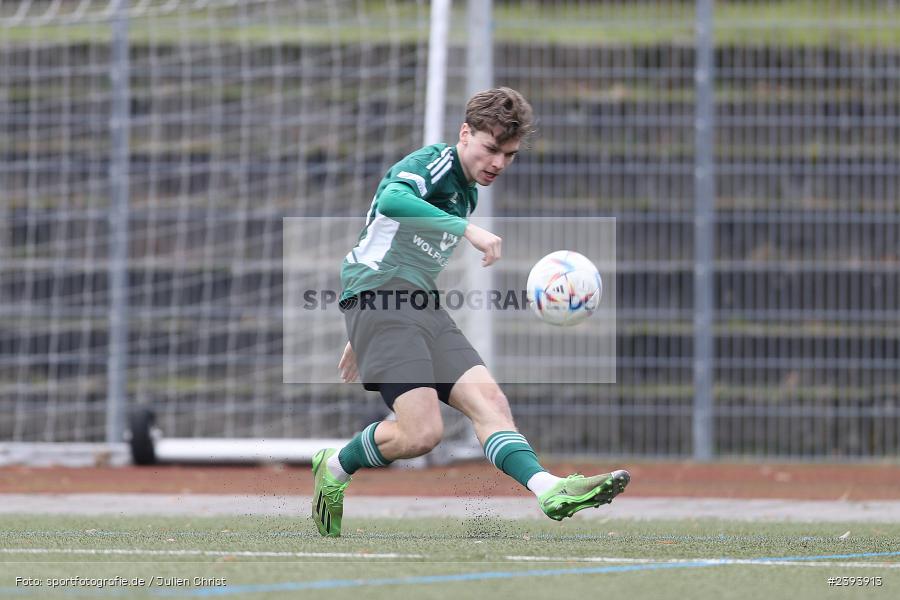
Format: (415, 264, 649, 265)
(311, 448, 350, 537)
(538, 470, 630, 521)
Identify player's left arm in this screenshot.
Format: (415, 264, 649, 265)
(338, 341, 358, 383)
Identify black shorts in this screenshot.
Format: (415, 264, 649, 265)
(341, 279, 484, 409)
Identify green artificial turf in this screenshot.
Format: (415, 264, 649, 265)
(0, 515, 897, 599)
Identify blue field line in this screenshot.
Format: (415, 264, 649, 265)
(155, 550, 900, 597)
(2, 550, 898, 597)
(155, 561, 718, 597)
(753, 551, 900, 563)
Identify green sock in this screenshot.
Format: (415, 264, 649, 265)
(483, 430, 545, 488)
(338, 422, 391, 474)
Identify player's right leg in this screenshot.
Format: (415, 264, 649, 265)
(447, 365, 630, 521)
(313, 385, 443, 537)
(536, 470, 631, 521)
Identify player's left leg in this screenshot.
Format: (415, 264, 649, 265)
(447, 365, 629, 521)
(313, 383, 443, 538)
(316, 287, 443, 537)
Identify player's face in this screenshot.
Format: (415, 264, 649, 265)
(457, 123, 520, 186)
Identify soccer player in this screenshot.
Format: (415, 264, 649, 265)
(312, 87, 629, 537)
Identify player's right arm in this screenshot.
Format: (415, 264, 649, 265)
(377, 182, 468, 236)
(463, 223, 502, 266)
(379, 185, 501, 266)
(377, 146, 502, 266)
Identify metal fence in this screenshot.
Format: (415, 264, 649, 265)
(1, 0, 898, 460)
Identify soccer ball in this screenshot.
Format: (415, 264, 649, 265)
(526, 250, 602, 326)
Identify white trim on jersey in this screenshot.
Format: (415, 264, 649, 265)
(431, 159, 453, 184)
(345, 211, 400, 271)
(428, 154, 451, 172)
(425, 146, 451, 170)
(429, 148, 454, 185)
(364, 194, 378, 226)
(397, 171, 427, 196)
(429, 153, 451, 175)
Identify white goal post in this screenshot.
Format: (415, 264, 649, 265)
(0, 0, 491, 466)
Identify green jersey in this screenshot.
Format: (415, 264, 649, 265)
(340, 143, 477, 300)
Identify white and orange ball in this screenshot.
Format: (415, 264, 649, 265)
(526, 250, 602, 326)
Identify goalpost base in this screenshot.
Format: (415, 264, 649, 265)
(125, 408, 482, 467)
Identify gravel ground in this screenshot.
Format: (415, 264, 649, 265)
(1, 494, 899, 522)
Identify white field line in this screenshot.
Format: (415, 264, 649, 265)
(2, 548, 897, 569)
(720, 560, 900, 569)
(0, 548, 422, 559)
(506, 555, 665, 564)
(504, 555, 900, 568)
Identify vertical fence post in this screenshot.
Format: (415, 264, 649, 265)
(693, 0, 715, 461)
(466, 0, 494, 367)
(422, 0, 494, 465)
(424, 0, 451, 146)
(107, 0, 131, 444)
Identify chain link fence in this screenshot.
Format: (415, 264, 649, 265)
(2, 0, 898, 459)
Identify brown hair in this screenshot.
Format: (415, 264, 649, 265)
(464, 87, 535, 145)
